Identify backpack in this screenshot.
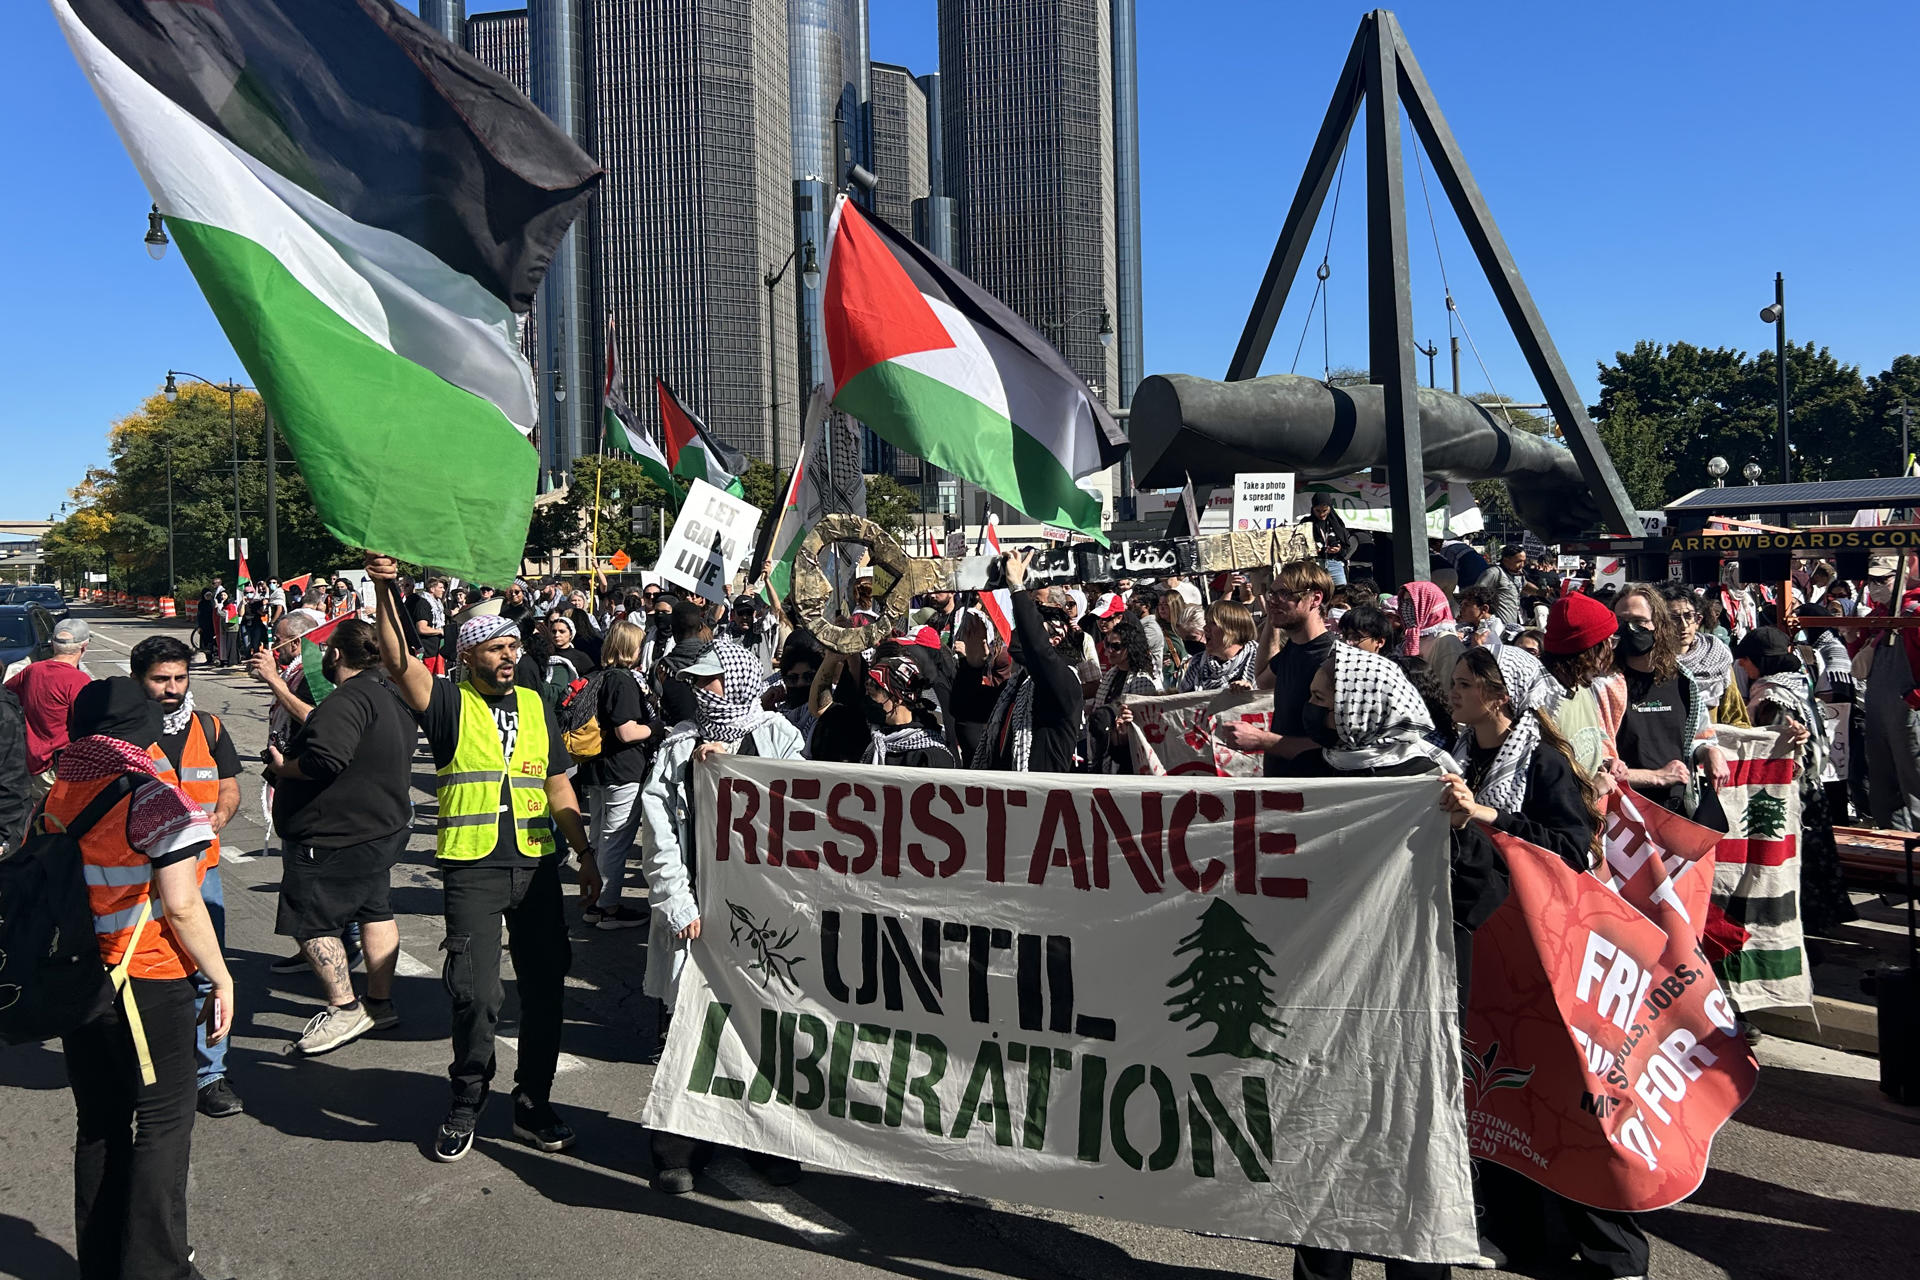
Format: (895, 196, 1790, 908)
(0, 773, 141, 1048)
(558, 667, 612, 760)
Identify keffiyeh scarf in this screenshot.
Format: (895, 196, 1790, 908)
(1454, 708, 1542, 816)
(161, 690, 196, 738)
(1678, 633, 1734, 709)
(1178, 642, 1261, 692)
(866, 723, 947, 765)
(1399, 581, 1455, 657)
(416, 588, 446, 630)
(1494, 645, 1554, 713)
(1326, 642, 1458, 773)
(693, 641, 778, 745)
(1750, 670, 1830, 782)
(57, 735, 211, 857)
(980, 671, 1037, 772)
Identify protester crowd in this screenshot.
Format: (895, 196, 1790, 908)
(5, 519, 1917, 1280)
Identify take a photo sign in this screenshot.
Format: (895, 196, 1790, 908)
(643, 759, 1478, 1265)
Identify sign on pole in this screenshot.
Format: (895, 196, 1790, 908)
(655, 478, 762, 604)
(609, 549, 632, 571)
(1231, 473, 1295, 531)
(228, 538, 248, 561)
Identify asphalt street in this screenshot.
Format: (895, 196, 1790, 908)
(2, 604, 1917, 1280)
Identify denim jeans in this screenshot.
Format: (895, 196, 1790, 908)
(590, 781, 643, 911)
(441, 858, 572, 1108)
(63, 976, 199, 1280)
(192, 862, 226, 1087)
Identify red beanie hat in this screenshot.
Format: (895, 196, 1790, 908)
(1545, 592, 1617, 656)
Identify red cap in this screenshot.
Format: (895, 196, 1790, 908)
(900, 625, 943, 649)
(1545, 592, 1617, 655)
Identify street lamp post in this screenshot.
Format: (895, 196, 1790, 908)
(1759, 273, 1790, 484)
(1707, 455, 1729, 488)
(763, 239, 820, 475)
(163, 441, 176, 599)
(165, 370, 250, 581)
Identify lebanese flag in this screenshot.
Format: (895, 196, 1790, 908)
(53, 0, 601, 583)
(822, 196, 1128, 541)
(979, 515, 1013, 643)
(656, 377, 745, 498)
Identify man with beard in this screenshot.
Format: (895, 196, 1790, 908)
(1218, 560, 1338, 776)
(367, 554, 599, 1164)
(130, 634, 245, 1118)
(723, 593, 779, 676)
(261, 620, 417, 1057)
(974, 549, 1085, 773)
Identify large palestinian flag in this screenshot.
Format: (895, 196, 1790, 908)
(603, 319, 677, 506)
(54, 0, 601, 584)
(656, 378, 746, 498)
(822, 195, 1128, 541)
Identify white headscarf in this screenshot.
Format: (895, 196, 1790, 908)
(1324, 642, 1457, 774)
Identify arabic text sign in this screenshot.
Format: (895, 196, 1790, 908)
(656, 479, 762, 603)
(1232, 473, 1295, 532)
(644, 760, 1477, 1264)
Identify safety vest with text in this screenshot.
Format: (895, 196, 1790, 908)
(150, 710, 225, 870)
(45, 773, 195, 981)
(435, 683, 554, 861)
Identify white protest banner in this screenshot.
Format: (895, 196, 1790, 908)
(1297, 476, 1452, 537)
(1124, 688, 1269, 777)
(1557, 555, 1583, 573)
(1232, 473, 1295, 532)
(643, 758, 1478, 1264)
(657, 478, 762, 604)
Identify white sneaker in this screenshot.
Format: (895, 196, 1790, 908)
(295, 1003, 375, 1055)
(1467, 1236, 1508, 1270)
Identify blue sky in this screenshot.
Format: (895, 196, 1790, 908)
(7, 1, 1916, 523)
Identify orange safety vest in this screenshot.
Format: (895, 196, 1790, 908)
(150, 711, 226, 870)
(44, 773, 196, 982)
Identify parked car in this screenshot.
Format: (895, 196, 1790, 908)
(0, 604, 55, 684)
(5, 584, 68, 619)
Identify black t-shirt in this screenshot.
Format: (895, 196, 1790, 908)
(274, 671, 418, 847)
(156, 710, 242, 784)
(1265, 629, 1337, 777)
(1618, 666, 1690, 812)
(407, 594, 445, 660)
(554, 644, 598, 676)
(419, 679, 571, 864)
(590, 669, 655, 786)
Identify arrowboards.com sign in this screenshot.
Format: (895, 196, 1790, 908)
(642, 759, 1478, 1265)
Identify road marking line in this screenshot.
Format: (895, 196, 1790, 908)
(706, 1156, 853, 1243)
(395, 948, 436, 978)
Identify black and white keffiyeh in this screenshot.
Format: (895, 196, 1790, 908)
(866, 723, 947, 764)
(1494, 645, 1554, 713)
(1326, 642, 1458, 773)
(1454, 707, 1541, 816)
(416, 586, 445, 630)
(693, 641, 778, 745)
(1178, 642, 1260, 692)
(979, 671, 1037, 772)
(1678, 633, 1734, 709)
(161, 689, 196, 738)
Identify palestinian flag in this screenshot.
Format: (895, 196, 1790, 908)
(54, 0, 601, 584)
(979, 514, 1013, 643)
(760, 399, 830, 609)
(281, 573, 310, 597)
(657, 378, 745, 498)
(822, 195, 1128, 541)
(298, 613, 347, 704)
(603, 317, 677, 506)
(235, 554, 252, 592)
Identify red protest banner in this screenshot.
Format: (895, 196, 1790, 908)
(1465, 792, 1758, 1213)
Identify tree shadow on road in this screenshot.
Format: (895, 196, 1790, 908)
(0, 1212, 76, 1279)
(1727, 1064, 1920, 1159)
(1646, 1166, 1920, 1280)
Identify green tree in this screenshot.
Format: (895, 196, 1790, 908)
(1864, 354, 1920, 476)
(1593, 392, 1675, 511)
(1467, 396, 1552, 531)
(1164, 899, 1287, 1061)
(863, 473, 920, 542)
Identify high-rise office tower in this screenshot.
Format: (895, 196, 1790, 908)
(789, 0, 871, 498)
(587, 0, 795, 466)
(1110, 0, 1143, 514)
(529, 0, 595, 484)
(419, 0, 467, 49)
(868, 64, 928, 236)
(913, 71, 957, 266)
(466, 8, 527, 87)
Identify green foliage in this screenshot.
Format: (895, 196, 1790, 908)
(529, 454, 675, 570)
(43, 382, 352, 596)
(1591, 341, 1916, 502)
(739, 458, 779, 518)
(863, 473, 920, 541)
(1467, 397, 1550, 531)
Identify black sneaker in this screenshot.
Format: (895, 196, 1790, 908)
(510, 1092, 577, 1153)
(197, 1077, 244, 1118)
(594, 904, 649, 931)
(363, 996, 400, 1031)
(433, 1103, 482, 1163)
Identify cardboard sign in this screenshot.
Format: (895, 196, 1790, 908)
(1232, 473, 1296, 532)
(656, 479, 762, 604)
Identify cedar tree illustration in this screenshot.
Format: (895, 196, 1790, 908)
(1744, 791, 1788, 841)
(1165, 899, 1287, 1061)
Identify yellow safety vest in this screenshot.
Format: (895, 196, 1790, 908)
(435, 683, 554, 861)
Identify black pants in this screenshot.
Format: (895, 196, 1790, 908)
(1478, 1161, 1649, 1278)
(1293, 1248, 1447, 1279)
(61, 976, 199, 1280)
(441, 858, 572, 1109)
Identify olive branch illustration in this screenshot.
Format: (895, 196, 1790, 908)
(726, 900, 804, 994)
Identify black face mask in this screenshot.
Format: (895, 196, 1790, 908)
(1184, 636, 1207, 657)
(1302, 702, 1339, 748)
(1617, 623, 1657, 657)
(864, 698, 892, 728)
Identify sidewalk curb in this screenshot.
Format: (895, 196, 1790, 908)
(1749, 996, 1879, 1055)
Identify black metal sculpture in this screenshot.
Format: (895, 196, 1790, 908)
(1131, 373, 1604, 542)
